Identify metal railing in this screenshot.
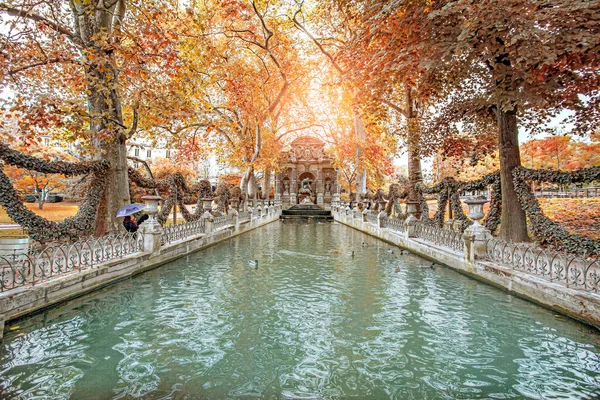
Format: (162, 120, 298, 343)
(486, 238, 600, 293)
(535, 187, 600, 198)
(366, 212, 378, 225)
(0, 232, 144, 292)
(161, 219, 205, 245)
(214, 215, 234, 231)
(414, 223, 464, 252)
(386, 217, 406, 233)
(238, 211, 250, 223)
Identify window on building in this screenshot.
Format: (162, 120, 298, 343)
(134, 148, 139, 157)
(166, 150, 170, 159)
(147, 149, 152, 158)
(42, 137, 50, 146)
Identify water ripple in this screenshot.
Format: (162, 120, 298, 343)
(1, 222, 600, 399)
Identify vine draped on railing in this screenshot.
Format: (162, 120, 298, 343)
(128, 167, 244, 226)
(129, 167, 209, 224)
(513, 166, 600, 257)
(384, 183, 408, 218)
(0, 143, 109, 242)
(415, 173, 501, 233)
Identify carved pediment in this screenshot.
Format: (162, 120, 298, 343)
(287, 136, 328, 162)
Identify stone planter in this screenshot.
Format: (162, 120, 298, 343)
(464, 197, 488, 228)
(141, 195, 162, 221)
(0, 236, 29, 259)
(201, 198, 214, 213)
(405, 200, 419, 219)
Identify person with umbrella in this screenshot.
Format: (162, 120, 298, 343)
(117, 204, 149, 233)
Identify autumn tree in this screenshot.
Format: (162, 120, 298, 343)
(347, 0, 600, 241)
(0, 0, 190, 234)
(3, 144, 73, 209)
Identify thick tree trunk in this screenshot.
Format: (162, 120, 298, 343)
(406, 119, 423, 205)
(405, 85, 423, 218)
(88, 56, 130, 236)
(263, 170, 272, 200)
(248, 172, 258, 199)
(353, 112, 367, 196)
(497, 106, 529, 242)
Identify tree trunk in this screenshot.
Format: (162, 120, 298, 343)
(405, 85, 423, 218)
(353, 111, 367, 196)
(67, 1, 130, 236)
(497, 106, 529, 242)
(263, 170, 272, 200)
(248, 172, 258, 199)
(87, 55, 130, 236)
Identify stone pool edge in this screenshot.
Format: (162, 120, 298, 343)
(0, 212, 281, 337)
(334, 213, 600, 330)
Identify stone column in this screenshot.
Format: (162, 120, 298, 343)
(274, 173, 281, 201)
(333, 170, 339, 194)
(317, 168, 323, 194)
(316, 167, 324, 206)
(291, 166, 297, 205)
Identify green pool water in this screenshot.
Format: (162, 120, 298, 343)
(1, 221, 600, 399)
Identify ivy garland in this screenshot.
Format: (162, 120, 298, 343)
(385, 184, 408, 218)
(462, 173, 501, 233)
(214, 183, 231, 215)
(128, 168, 214, 225)
(0, 143, 109, 242)
(513, 166, 600, 257)
(416, 173, 501, 232)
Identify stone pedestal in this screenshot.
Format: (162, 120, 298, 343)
(377, 211, 387, 229)
(404, 215, 418, 238)
(463, 223, 490, 262)
(290, 193, 297, 206)
(141, 220, 162, 255)
(317, 192, 324, 206)
(463, 197, 491, 262)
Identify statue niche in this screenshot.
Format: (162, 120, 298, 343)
(282, 177, 290, 195)
(297, 172, 315, 204)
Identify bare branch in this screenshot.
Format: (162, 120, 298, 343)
(8, 57, 81, 75)
(0, 3, 82, 46)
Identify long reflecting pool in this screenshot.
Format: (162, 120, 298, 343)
(1, 221, 600, 399)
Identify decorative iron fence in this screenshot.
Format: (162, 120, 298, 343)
(386, 217, 406, 233)
(161, 219, 205, 245)
(486, 238, 600, 293)
(414, 223, 464, 252)
(366, 212, 378, 225)
(1, 232, 144, 292)
(238, 211, 250, 223)
(214, 215, 234, 231)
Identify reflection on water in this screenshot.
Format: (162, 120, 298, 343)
(1, 221, 600, 399)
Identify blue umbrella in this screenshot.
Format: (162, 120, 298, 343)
(116, 203, 146, 217)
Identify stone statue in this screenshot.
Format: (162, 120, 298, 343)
(301, 177, 313, 193)
(283, 180, 290, 195)
(324, 180, 332, 194)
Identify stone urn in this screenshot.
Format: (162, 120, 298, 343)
(141, 195, 162, 221)
(405, 200, 420, 219)
(464, 197, 488, 228)
(201, 197, 214, 213)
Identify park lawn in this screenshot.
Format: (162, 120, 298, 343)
(538, 198, 600, 240)
(424, 198, 600, 240)
(0, 202, 79, 224)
